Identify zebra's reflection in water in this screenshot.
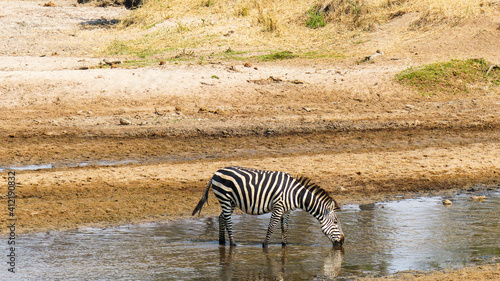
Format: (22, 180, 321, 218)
(218, 246, 344, 280)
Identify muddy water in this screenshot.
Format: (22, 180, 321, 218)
(12, 190, 499, 280)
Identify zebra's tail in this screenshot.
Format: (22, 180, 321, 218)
(192, 179, 212, 216)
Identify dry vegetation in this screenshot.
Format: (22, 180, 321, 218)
(103, 0, 500, 60)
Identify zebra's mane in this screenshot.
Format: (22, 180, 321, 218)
(295, 176, 339, 209)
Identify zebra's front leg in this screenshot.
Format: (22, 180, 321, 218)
(281, 212, 291, 246)
(263, 208, 284, 248)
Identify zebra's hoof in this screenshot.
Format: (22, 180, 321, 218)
(262, 243, 269, 248)
(230, 242, 237, 247)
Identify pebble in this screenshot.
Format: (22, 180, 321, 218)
(119, 118, 132, 125)
(442, 199, 452, 205)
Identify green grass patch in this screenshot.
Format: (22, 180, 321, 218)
(105, 38, 173, 59)
(396, 58, 500, 96)
(306, 9, 327, 29)
(256, 51, 298, 61)
(209, 48, 249, 60)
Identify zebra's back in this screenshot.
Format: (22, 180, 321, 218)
(211, 166, 294, 215)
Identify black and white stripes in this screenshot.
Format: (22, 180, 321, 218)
(192, 166, 344, 247)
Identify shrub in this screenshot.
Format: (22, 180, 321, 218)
(306, 8, 327, 29)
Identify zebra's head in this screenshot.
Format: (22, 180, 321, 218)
(296, 176, 344, 246)
(320, 203, 344, 246)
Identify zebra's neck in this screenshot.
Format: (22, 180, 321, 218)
(298, 186, 327, 220)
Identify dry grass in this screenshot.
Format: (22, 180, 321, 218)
(104, 0, 500, 60)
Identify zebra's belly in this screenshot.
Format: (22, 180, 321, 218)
(236, 202, 272, 215)
(244, 207, 270, 215)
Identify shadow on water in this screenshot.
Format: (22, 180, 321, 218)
(13, 189, 499, 280)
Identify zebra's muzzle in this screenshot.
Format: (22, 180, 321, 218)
(333, 234, 344, 246)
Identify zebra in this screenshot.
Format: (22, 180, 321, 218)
(192, 166, 344, 247)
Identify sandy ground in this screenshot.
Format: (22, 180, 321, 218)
(0, 0, 499, 279)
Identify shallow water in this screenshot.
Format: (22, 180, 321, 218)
(0, 164, 53, 172)
(8, 190, 499, 280)
(0, 160, 139, 172)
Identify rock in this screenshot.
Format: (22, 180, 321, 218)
(442, 199, 452, 205)
(227, 65, 238, 72)
(119, 118, 132, 125)
(103, 59, 122, 66)
(363, 50, 383, 62)
(42, 1, 55, 7)
(244, 62, 252, 68)
(470, 195, 486, 201)
(159, 60, 166, 65)
(269, 76, 282, 82)
(125, 0, 144, 10)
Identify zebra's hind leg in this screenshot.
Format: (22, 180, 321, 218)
(218, 213, 226, 246)
(226, 216, 237, 247)
(219, 205, 236, 246)
(280, 212, 291, 246)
